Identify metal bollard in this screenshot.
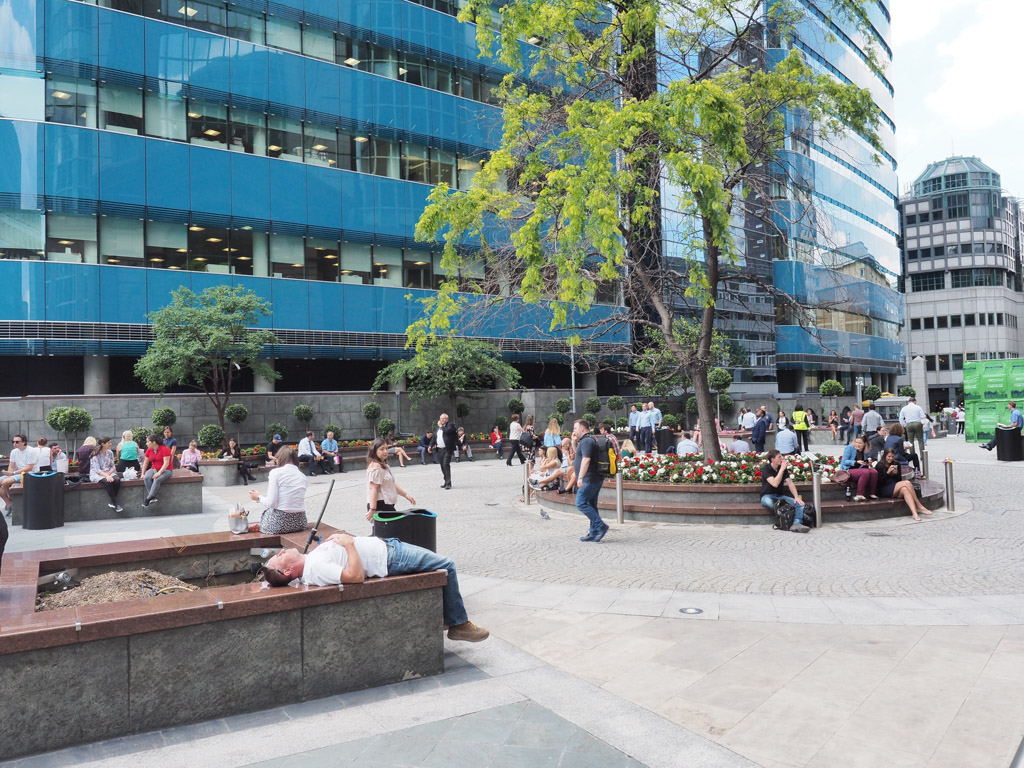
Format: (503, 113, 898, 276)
(943, 459, 955, 511)
(812, 471, 823, 528)
(921, 448, 929, 479)
(616, 474, 624, 525)
(524, 461, 531, 505)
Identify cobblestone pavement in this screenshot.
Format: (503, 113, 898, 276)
(282, 438, 1024, 598)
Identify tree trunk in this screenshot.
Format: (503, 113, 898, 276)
(696, 215, 723, 461)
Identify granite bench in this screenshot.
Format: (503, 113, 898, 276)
(9, 470, 203, 524)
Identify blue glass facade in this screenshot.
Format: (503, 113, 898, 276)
(0, 0, 627, 392)
(770, 0, 904, 388)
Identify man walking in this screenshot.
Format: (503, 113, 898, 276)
(751, 409, 769, 453)
(431, 413, 457, 490)
(860, 403, 884, 438)
(628, 405, 640, 446)
(636, 403, 652, 453)
(849, 404, 865, 442)
(573, 419, 609, 542)
(898, 397, 928, 459)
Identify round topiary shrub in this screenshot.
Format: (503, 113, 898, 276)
(898, 385, 916, 398)
(507, 397, 525, 415)
(456, 402, 471, 418)
(265, 422, 288, 442)
(377, 417, 396, 436)
(494, 415, 510, 432)
(686, 396, 699, 414)
(152, 407, 177, 429)
(362, 402, 382, 420)
(548, 412, 563, 427)
(863, 385, 882, 402)
(717, 394, 735, 413)
(661, 413, 679, 429)
(324, 423, 341, 437)
(581, 412, 596, 427)
(708, 368, 733, 393)
(616, 417, 628, 428)
(44, 406, 69, 434)
(555, 398, 572, 414)
(131, 426, 149, 447)
(197, 424, 226, 449)
(293, 404, 314, 424)
(819, 379, 844, 397)
(225, 403, 249, 425)
(606, 395, 625, 413)
(584, 396, 602, 414)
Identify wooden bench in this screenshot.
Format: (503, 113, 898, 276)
(9, 470, 203, 524)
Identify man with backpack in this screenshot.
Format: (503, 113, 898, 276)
(760, 449, 810, 533)
(573, 419, 611, 542)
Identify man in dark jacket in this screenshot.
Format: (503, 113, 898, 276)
(751, 409, 769, 453)
(418, 429, 436, 465)
(430, 414, 458, 490)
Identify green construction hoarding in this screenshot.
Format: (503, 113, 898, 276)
(963, 359, 1024, 442)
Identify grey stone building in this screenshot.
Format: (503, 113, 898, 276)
(900, 156, 1023, 409)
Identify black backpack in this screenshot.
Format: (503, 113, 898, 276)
(772, 499, 795, 531)
(520, 428, 535, 451)
(592, 435, 617, 477)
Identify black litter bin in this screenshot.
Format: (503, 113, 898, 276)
(995, 427, 1024, 462)
(22, 471, 65, 530)
(655, 428, 675, 454)
(372, 508, 437, 552)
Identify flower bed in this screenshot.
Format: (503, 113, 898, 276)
(617, 453, 840, 484)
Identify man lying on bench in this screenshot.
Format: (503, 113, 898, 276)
(263, 532, 489, 643)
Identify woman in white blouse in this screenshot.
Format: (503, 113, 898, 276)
(365, 438, 416, 522)
(249, 446, 308, 534)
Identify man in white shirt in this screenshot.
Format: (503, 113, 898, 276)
(1, 434, 38, 514)
(741, 408, 757, 430)
(297, 431, 324, 476)
(264, 531, 489, 643)
(729, 436, 752, 453)
(898, 397, 927, 458)
(676, 432, 700, 455)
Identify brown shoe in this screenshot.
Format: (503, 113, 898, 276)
(447, 620, 489, 643)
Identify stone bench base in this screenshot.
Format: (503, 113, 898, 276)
(9, 470, 203, 524)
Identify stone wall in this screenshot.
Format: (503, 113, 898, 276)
(0, 388, 596, 447)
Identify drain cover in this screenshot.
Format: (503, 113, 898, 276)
(679, 607, 704, 615)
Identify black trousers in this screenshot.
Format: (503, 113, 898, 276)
(0, 510, 8, 576)
(98, 476, 121, 503)
(795, 430, 809, 452)
(439, 447, 454, 486)
(506, 440, 525, 465)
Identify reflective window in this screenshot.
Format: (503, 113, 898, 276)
(268, 116, 304, 161)
(227, 6, 264, 44)
(458, 155, 483, 189)
(270, 234, 305, 278)
(430, 149, 456, 187)
(187, 0, 229, 36)
(188, 101, 228, 148)
(0, 211, 45, 259)
(100, 218, 144, 266)
(229, 107, 266, 154)
(339, 242, 372, 284)
(46, 76, 96, 127)
(304, 123, 338, 167)
(404, 251, 431, 288)
(266, 16, 301, 53)
(303, 26, 334, 62)
(305, 238, 339, 281)
(337, 132, 368, 172)
(188, 225, 234, 272)
(372, 246, 402, 286)
(99, 84, 144, 135)
(363, 137, 399, 179)
(46, 214, 97, 263)
(401, 143, 429, 184)
(145, 89, 186, 141)
(145, 221, 189, 269)
(0, 70, 45, 121)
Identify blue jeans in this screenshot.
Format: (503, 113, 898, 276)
(385, 539, 468, 627)
(760, 493, 804, 525)
(576, 478, 605, 533)
(417, 445, 437, 464)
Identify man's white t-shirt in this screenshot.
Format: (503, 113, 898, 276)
(301, 538, 389, 585)
(297, 437, 321, 458)
(741, 411, 757, 429)
(509, 421, 523, 440)
(435, 427, 446, 449)
(9, 446, 39, 473)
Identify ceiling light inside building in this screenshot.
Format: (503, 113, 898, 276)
(193, 257, 207, 262)
(52, 91, 70, 100)
(189, 226, 204, 231)
(527, 36, 540, 44)
(290, 263, 302, 268)
(149, 257, 165, 263)
(223, 247, 238, 252)
(268, 144, 282, 152)
(206, 237, 222, 242)
(203, 129, 221, 137)
(236, 256, 252, 260)
(354, 136, 368, 143)
(168, 265, 181, 269)
(398, 67, 407, 75)
(187, 112, 202, 118)
(311, 144, 327, 152)
(324, 254, 337, 259)
(178, 5, 198, 16)
(413, 261, 427, 265)
(344, 57, 360, 66)
(58, 240, 74, 245)
(106, 258, 119, 263)
(176, 248, 188, 253)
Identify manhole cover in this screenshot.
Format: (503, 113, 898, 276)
(679, 607, 704, 615)
(865, 532, 889, 537)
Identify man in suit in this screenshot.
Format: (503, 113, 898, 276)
(430, 413, 458, 490)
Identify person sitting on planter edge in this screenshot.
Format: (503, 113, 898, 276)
(263, 531, 489, 643)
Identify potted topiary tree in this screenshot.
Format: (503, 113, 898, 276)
(377, 417, 396, 437)
(293, 404, 314, 431)
(507, 397, 525, 415)
(197, 424, 226, 450)
(555, 398, 572, 417)
(708, 368, 733, 425)
(225, 403, 248, 444)
(152, 407, 177, 432)
(863, 384, 882, 403)
(606, 395, 625, 423)
(265, 422, 288, 443)
(45, 406, 94, 453)
(584, 396, 602, 417)
(898, 385, 916, 398)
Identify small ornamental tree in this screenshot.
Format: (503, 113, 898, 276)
(606, 395, 625, 420)
(197, 424, 226, 449)
(898, 385, 916, 398)
(863, 385, 882, 402)
(581, 412, 596, 427)
(549, 412, 564, 426)
(708, 368, 733, 424)
(362, 402, 382, 421)
(819, 379, 844, 398)
(225, 403, 249, 442)
(555, 398, 572, 415)
(293, 404, 314, 428)
(152, 407, 177, 430)
(456, 402, 471, 419)
(377, 417, 396, 437)
(131, 426, 148, 448)
(507, 397, 525, 415)
(45, 406, 94, 452)
(584, 396, 603, 415)
(616, 417, 628, 428)
(661, 413, 679, 430)
(324, 423, 341, 438)
(265, 422, 288, 443)
(494, 415, 510, 432)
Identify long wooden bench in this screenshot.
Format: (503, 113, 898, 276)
(9, 470, 203, 524)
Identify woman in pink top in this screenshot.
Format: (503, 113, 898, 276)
(365, 438, 416, 522)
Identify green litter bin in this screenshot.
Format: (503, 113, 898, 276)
(372, 508, 437, 552)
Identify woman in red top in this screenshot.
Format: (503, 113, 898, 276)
(141, 433, 173, 507)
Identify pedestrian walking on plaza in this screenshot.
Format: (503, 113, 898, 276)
(791, 404, 810, 453)
(628, 404, 640, 446)
(849, 404, 865, 442)
(860, 403, 884, 437)
(898, 397, 928, 458)
(365, 438, 416, 521)
(956, 404, 966, 435)
(506, 414, 526, 465)
(638, 403, 653, 453)
(572, 419, 609, 542)
(751, 409, 768, 453)
(431, 413, 457, 490)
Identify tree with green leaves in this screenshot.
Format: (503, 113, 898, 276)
(413, 0, 885, 461)
(373, 338, 522, 417)
(135, 286, 279, 433)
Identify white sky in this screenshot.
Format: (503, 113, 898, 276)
(890, 0, 1024, 198)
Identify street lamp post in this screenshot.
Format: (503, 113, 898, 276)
(855, 376, 864, 406)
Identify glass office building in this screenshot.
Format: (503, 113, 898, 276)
(767, 0, 904, 394)
(0, 0, 626, 395)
